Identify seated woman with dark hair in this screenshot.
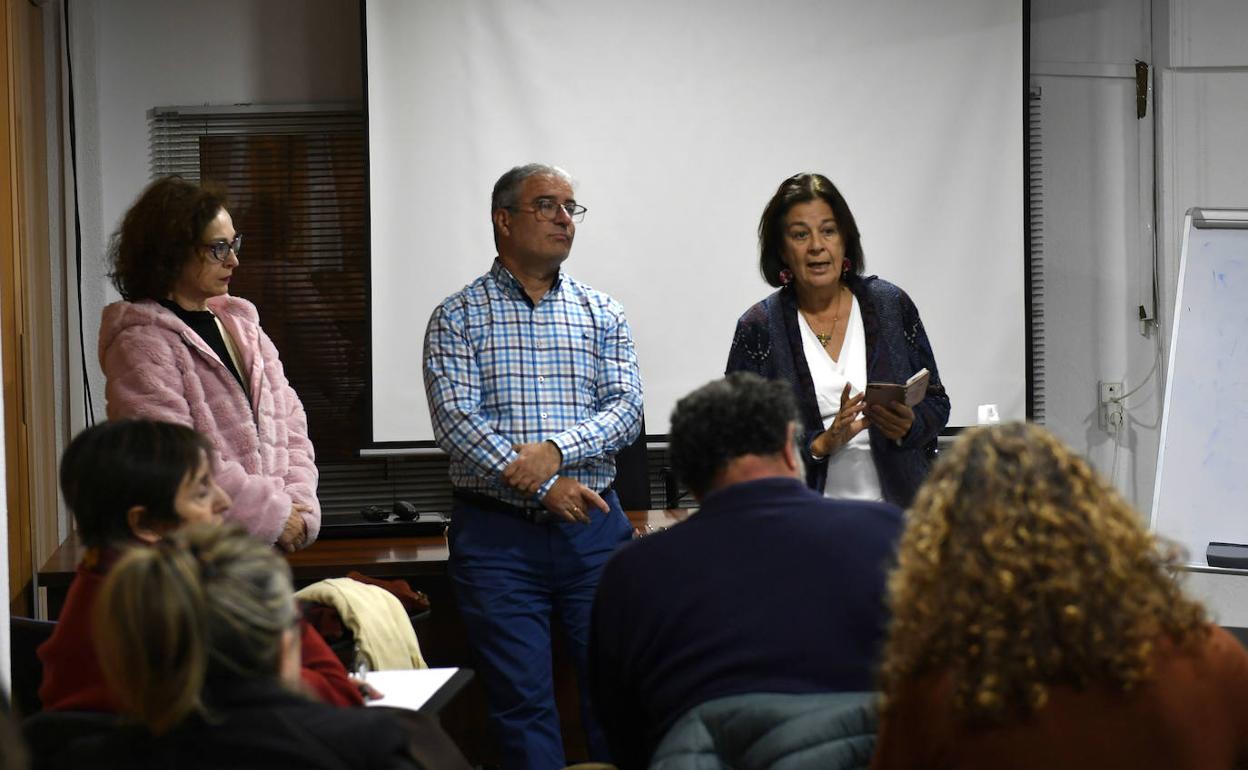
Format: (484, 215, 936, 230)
(37, 419, 361, 712)
(872, 422, 1248, 770)
(52, 524, 467, 770)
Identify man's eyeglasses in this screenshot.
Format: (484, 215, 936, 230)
(200, 234, 243, 263)
(511, 199, 588, 223)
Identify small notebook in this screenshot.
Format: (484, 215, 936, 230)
(865, 368, 929, 407)
(363, 668, 460, 712)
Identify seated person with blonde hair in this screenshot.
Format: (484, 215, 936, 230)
(53, 524, 468, 769)
(873, 422, 1248, 770)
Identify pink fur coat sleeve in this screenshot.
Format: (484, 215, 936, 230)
(98, 297, 320, 546)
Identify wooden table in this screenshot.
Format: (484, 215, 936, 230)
(38, 508, 691, 617)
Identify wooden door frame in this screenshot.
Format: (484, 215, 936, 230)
(3, 0, 62, 618)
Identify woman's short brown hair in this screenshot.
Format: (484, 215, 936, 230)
(60, 419, 213, 549)
(108, 176, 228, 301)
(757, 172, 864, 288)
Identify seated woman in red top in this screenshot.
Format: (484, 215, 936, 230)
(872, 422, 1248, 770)
(37, 419, 361, 711)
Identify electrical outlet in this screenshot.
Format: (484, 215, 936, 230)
(1099, 381, 1124, 432)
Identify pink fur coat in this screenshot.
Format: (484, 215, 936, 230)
(98, 296, 320, 545)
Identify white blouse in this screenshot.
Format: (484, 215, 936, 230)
(798, 295, 884, 502)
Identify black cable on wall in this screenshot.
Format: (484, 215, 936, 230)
(62, 0, 96, 425)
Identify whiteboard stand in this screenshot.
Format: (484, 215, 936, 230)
(1151, 208, 1248, 623)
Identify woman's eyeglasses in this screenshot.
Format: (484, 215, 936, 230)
(200, 234, 243, 263)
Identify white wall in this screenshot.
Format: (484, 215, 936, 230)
(1031, 0, 1161, 511)
(68, 0, 363, 428)
(1032, 0, 1248, 543)
(1183, 568, 1248, 627)
(1155, 0, 1248, 341)
(1151, 0, 1248, 620)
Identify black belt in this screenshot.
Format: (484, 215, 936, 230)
(451, 486, 614, 525)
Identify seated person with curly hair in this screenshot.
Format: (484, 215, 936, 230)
(590, 372, 904, 769)
(873, 422, 1248, 770)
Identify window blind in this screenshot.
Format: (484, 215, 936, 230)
(1027, 86, 1046, 424)
(150, 104, 384, 517)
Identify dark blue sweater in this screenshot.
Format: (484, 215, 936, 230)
(725, 275, 950, 507)
(589, 476, 903, 770)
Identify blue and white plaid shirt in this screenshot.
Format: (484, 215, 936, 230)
(423, 259, 644, 506)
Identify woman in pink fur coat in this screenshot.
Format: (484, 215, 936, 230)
(99, 176, 318, 551)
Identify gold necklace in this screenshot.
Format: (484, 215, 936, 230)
(809, 287, 845, 348)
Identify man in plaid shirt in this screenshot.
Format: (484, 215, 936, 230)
(423, 163, 643, 769)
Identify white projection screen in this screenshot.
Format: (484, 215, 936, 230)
(365, 0, 1025, 445)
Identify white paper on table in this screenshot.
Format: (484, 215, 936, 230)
(362, 667, 459, 711)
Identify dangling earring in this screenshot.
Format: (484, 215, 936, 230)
(841, 258, 852, 277)
(779, 268, 793, 285)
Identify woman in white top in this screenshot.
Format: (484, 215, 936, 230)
(726, 172, 950, 507)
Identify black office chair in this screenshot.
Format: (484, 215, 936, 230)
(614, 416, 651, 511)
(10, 617, 56, 718)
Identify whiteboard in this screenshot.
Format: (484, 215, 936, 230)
(364, 0, 1026, 444)
(1152, 209, 1248, 564)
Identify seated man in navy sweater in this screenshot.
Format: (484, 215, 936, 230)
(589, 372, 904, 769)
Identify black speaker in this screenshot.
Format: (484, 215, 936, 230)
(613, 417, 650, 510)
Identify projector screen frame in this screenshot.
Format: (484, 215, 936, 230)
(357, 0, 1034, 454)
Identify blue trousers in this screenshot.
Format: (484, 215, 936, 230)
(448, 490, 633, 770)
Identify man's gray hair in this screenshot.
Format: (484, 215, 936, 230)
(490, 163, 574, 214)
(669, 373, 801, 497)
